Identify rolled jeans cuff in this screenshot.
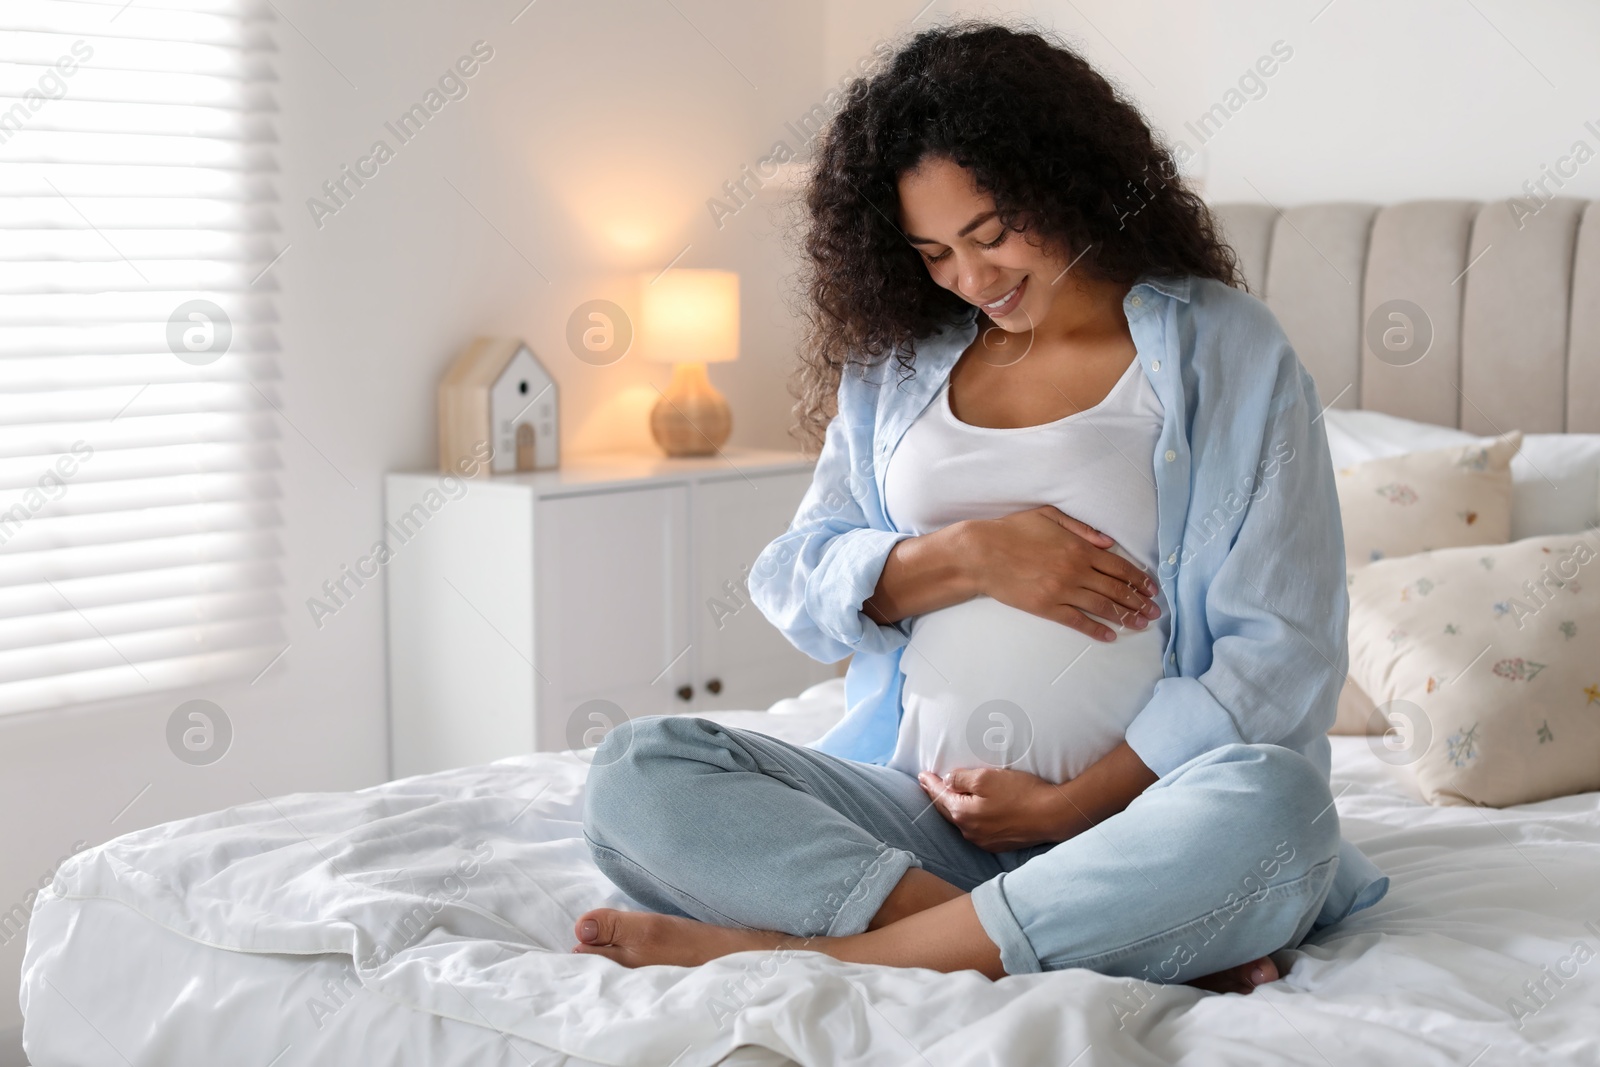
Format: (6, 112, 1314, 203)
(971, 873, 1041, 975)
(825, 846, 919, 937)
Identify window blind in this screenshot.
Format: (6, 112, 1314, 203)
(0, 0, 282, 715)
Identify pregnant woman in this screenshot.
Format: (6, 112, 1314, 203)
(574, 22, 1388, 992)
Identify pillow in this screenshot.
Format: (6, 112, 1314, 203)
(1334, 433, 1521, 572)
(1515, 435, 1600, 539)
(1324, 408, 1474, 463)
(1325, 409, 1600, 539)
(1346, 532, 1600, 806)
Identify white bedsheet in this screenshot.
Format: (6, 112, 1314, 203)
(21, 680, 1600, 1066)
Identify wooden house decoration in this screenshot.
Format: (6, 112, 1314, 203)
(438, 337, 560, 477)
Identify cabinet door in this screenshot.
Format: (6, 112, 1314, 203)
(534, 485, 690, 749)
(387, 477, 537, 778)
(691, 470, 832, 712)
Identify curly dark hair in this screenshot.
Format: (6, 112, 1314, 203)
(790, 19, 1245, 452)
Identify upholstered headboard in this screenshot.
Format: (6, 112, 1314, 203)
(1210, 199, 1600, 434)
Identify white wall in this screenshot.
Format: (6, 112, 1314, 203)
(937, 0, 1600, 204)
(6, 0, 1598, 1046)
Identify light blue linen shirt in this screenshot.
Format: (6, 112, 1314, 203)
(748, 273, 1389, 927)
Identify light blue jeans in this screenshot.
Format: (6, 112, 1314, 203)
(582, 716, 1342, 980)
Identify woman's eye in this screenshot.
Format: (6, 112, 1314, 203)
(918, 229, 1004, 264)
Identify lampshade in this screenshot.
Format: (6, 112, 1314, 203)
(638, 269, 740, 365)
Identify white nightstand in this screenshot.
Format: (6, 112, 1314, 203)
(384, 448, 834, 777)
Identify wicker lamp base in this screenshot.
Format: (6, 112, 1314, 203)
(650, 361, 731, 457)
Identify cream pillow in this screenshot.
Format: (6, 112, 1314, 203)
(1347, 532, 1600, 806)
(1334, 433, 1521, 572)
(1324, 409, 1600, 540)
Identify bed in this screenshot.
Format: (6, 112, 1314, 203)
(20, 676, 1600, 1066)
(21, 196, 1600, 1065)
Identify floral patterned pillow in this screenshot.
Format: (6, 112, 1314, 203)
(1334, 433, 1522, 573)
(1346, 531, 1600, 806)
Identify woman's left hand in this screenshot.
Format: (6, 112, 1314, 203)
(916, 766, 1068, 852)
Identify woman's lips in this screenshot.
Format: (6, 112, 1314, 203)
(980, 277, 1027, 318)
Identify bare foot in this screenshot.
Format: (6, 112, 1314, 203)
(1186, 955, 1280, 995)
(572, 908, 789, 967)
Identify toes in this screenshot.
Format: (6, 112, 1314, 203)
(1246, 955, 1280, 988)
(1228, 956, 1279, 995)
(572, 909, 638, 966)
(1187, 956, 1281, 996)
(575, 908, 622, 946)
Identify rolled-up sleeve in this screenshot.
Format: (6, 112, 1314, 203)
(1124, 356, 1348, 778)
(748, 375, 915, 663)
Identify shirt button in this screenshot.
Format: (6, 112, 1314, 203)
(1151, 360, 1161, 371)
(1167, 552, 1177, 565)
(1164, 449, 1176, 462)
(1129, 295, 1143, 308)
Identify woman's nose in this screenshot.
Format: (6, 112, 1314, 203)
(955, 255, 999, 302)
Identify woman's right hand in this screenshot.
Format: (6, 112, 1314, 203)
(963, 506, 1161, 641)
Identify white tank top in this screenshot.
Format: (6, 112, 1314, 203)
(882, 356, 1170, 784)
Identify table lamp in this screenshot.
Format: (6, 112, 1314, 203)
(639, 268, 738, 457)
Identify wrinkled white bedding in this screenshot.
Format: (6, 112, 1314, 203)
(21, 680, 1600, 1066)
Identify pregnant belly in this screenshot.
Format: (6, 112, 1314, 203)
(888, 595, 1167, 783)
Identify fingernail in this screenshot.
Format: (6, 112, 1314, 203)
(1131, 617, 1147, 629)
(1249, 965, 1268, 986)
(1145, 581, 1157, 594)
(578, 919, 598, 942)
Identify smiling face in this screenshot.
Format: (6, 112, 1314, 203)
(897, 154, 1079, 333)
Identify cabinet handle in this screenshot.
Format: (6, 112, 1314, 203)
(706, 678, 723, 695)
(676, 684, 693, 702)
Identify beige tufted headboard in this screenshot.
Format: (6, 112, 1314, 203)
(1210, 199, 1600, 434)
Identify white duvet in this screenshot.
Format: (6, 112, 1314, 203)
(21, 680, 1600, 1066)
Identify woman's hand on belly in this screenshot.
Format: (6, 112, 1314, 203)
(916, 741, 1161, 852)
(915, 766, 1069, 852)
(967, 506, 1161, 642)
